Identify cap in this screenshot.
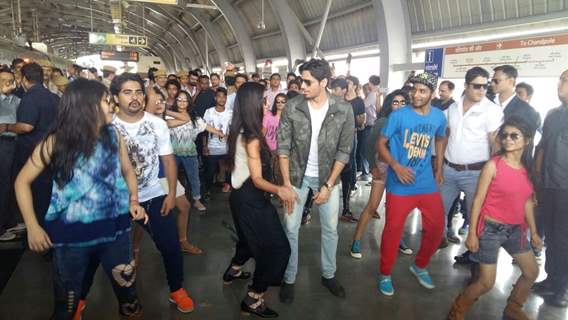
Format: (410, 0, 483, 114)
(37, 59, 54, 68)
(410, 72, 438, 92)
(52, 75, 69, 86)
(154, 69, 167, 77)
(176, 70, 188, 77)
(102, 65, 117, 73)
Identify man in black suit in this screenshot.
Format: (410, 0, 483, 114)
(491, 65, 541, 135)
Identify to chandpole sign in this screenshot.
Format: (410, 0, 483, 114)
(425, 34, 568, 78)
(128, 0, 178, 4)
(100, 51, 140, 62)
(89, 32, 148, 48)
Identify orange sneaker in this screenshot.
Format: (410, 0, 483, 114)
(168, 288, 194, 313)
(72, 299, 86, 320)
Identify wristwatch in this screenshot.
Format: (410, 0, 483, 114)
(323, 182, 333, 190)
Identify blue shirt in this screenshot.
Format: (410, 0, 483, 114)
(381, 106, 446, 195)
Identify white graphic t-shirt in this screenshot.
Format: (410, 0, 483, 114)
(203, 107, 232, 155)
(113, 112, 174, 202)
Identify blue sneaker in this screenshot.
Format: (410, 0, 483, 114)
(409, 264, 435, 289)
(378, 275, 394, 296)
(350, 240, 362, 259)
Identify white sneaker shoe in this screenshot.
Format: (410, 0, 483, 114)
(0, 231, 16, 241)
(6, 223, 26, 233)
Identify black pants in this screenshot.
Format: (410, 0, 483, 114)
(229, 180, 291, 293)
(541, 188, 568, 294)
(0, 137, 17, 233)
(204, 154, 230, 192)
(341, 165, 352, 213)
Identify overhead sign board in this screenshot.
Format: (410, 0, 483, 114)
(424, 48, 444, 77)
(441, 34, 568, 78)
(128, 0, 178, 4)
(89, 32, 148, 48)
(100, 51, 140, 62)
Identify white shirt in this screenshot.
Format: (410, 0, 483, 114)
(497, 93, 516, 110)
(231, 134, 250, 189)
(203, 107, 233, 155)
(444, 96, 503, 164)
(304, 99, 329, 178)
(226, 92, 236, 111)
(113, 112, 174, 202)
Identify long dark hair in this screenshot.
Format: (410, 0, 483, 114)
(227, 82, 269, 171)
(270, 93, 287, 115)
(496, 118, 536, 184)
(172, 90, 199, 126)
(378, 89, 411, 119)
(41, 78, 115, 187)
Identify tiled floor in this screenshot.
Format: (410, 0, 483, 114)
(1, 182, 567, 319)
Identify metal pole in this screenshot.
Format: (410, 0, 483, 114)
(205, 30, 209, 74)
(312, 0, 332, 58)
(16, 0, 22, 35)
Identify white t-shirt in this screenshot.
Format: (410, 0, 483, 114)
(304, 99, 329, 178)
(203, 107, 233, 155)
(444, 96, 503, 164)
(226, 92, 236, 111)
(113, 112, 174, 202)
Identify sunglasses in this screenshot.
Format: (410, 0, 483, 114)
(302, 79, 314, 86)
(392, 99, 406, 105)
(176, 97, 189, 102)
(469, 83, 489, 90)
(276, 100, 286, 104)
(499, 132, 521, 141)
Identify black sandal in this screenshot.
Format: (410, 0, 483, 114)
(240, 291, 278, 318)
(223, 264, 251, 284)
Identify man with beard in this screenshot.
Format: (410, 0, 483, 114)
(153, 69, 168, 98)
(377, 72, 447, 296)
(187, 70, 200, 99)
(110, 73, 195, 313)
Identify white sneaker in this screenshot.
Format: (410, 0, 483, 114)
(0, 231, 16, 241)
(6, 223, 26, 233)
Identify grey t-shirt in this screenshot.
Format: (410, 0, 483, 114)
(0, 94, 20, 137)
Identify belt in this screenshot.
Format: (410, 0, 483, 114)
(444, 159, 485, 171)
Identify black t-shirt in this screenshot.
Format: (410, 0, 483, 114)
(16, 84, 59, 158)
(539, 106, 568, 190)
(194, 88, 216, 118)
(347, 97, 365, 128)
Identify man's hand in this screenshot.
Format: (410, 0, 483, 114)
(392, 163, 415, 184)
(435, 169, 444, 185)
(313, 185, 331, 205)
(160, 194, 176, 216)
(130, 203, 149, 224)
(203, 146, 209, 156)
(0, 124, 7, 134)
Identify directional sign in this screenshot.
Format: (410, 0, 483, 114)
(128, 0, 178, 4)
(100, 51, 140, 62)
(89, 32, 148, 48)
(424, 48, 444, 77)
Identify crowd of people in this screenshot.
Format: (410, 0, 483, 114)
(0, 55, 567, 320)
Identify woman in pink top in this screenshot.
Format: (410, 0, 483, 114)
(449, 119, 543, 320)
(263, 93, 287, 185)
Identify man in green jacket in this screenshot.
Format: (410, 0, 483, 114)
(277, 59, 354, 303)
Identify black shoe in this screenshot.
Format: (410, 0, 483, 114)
(454, 251, 473, 265)
(533, 279, 556, 297)
(321, 277, 345, 298)
(223, 264, 251, 284)
(279, 283, 294, 304)
(545, 293, 568, 308)
(240, 301, 278, 318)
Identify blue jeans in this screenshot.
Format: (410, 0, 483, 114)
(282, 176, 340, 283)
(440, 164, 480, 235)
(52, 233, 141, 319)
(176, 155, 201, 199)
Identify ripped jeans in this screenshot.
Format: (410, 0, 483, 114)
(51, 233, 141, 320)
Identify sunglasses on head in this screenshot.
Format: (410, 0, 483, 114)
(469, 83, 489, 90)
(499, 132, 521, 141)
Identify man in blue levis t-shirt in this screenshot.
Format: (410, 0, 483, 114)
(376, 72, 447, 296)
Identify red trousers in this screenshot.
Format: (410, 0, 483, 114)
(379, 192, 444, 275)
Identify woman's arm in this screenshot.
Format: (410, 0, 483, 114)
(166, 109, 190, 121)
(246, 139, 297, 213)
(118, 133, 148, 223)
(14, 137, 54, 252)
(205, 124, 225, 137)
(525, 197, 543, 249)
(466, 160, 497, 252)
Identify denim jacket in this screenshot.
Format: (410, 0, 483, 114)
(277, 93, 354, 188)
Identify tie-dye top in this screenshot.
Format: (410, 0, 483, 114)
(45, 125, 131, 247)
